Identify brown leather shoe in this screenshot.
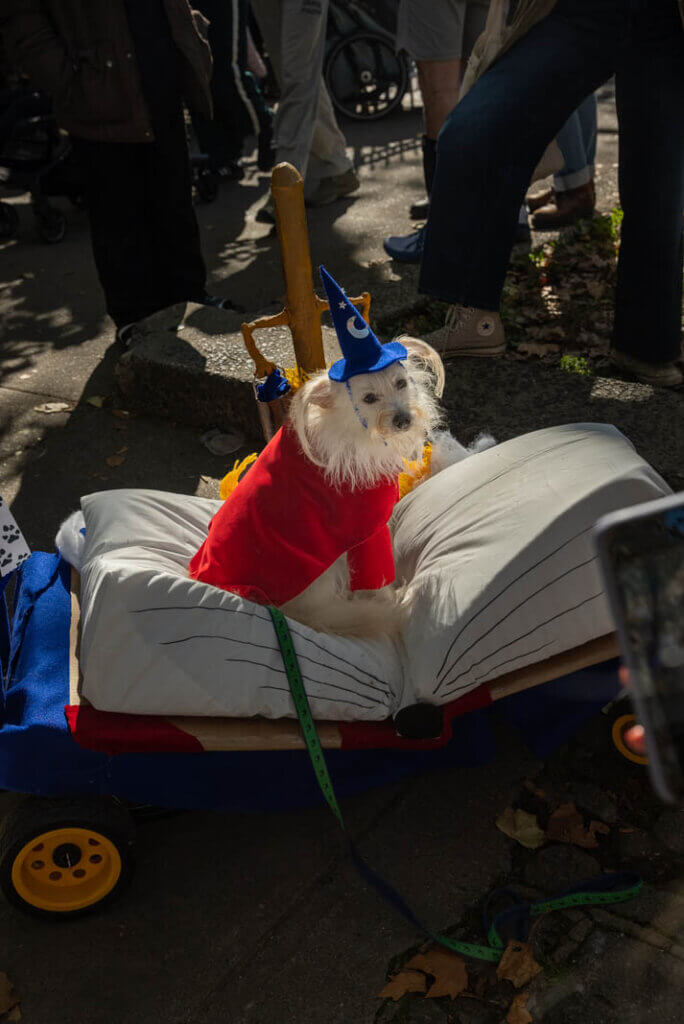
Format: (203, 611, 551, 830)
(527, 188, 553, 213)
(532, 181, 595, 229)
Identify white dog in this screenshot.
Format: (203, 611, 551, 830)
(279, 335, 444, 637)
(55, 336, 494, 639)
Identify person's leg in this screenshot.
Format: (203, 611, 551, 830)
(553, 106, 592, 191)
(72, 138, 160, 327)
(385, 1, 485, 257)
(612, 0, 684, 368)
(531, 93, 597, 227)
(577, 91, 598, 178)
(420, 5, 619, 311)
(272, 0, 329, 182)
(417, 59, 463, 141)
(142, 107, 208, 309)
(304, 79, 354, 196)
(192, 0, 255, 171)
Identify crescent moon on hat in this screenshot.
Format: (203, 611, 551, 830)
(347, 316, 370, 339)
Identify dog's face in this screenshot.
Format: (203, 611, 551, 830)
(289, 337, 444, 489)
(344, 360, 417, 438)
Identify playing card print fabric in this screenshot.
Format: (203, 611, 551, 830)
(0, 498, 30, 578)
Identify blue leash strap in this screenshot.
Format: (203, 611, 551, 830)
(268, 606, 642, 961)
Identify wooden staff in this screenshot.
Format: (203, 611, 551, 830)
(241, 163, 371, 396)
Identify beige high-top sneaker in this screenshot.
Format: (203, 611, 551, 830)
(430, 305, 506, 359)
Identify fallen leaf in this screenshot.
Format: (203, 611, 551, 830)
(33, 401, 70, 414)
(546, 802, 609, 849)
(111, 409, 131, 419)
(497, 941, 543, 989)
(517, 341, 560, 358)
(506, 991, 533, 1024)
(496, 807, 546, 849)
(115, 446, 129, 455)
(106, 454, 125, 467)
(404, 949, 468, 999)
(0, 972, 20, 1015)
(378, 970, 427, 1001)
(85, 395, 106, 408)
(7, 1005, 21, 1021)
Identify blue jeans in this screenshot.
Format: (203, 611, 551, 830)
(420, 0, 684, 363)
(554, 92, 597, 191)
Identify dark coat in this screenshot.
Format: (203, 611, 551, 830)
(0, 0, 212, 142)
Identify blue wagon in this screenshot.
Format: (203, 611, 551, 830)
(0, 549, 627, 918)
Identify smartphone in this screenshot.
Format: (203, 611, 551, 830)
(594, 493, 684, 804)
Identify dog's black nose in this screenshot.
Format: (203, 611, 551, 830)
(393, 411, 412, 431)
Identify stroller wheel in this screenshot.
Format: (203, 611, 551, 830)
(36, 206, 67, 244)
(0, 201, 19, 241)
(325, 30, 410, 121)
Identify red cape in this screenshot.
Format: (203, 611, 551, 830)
(188, 426, 398, 605)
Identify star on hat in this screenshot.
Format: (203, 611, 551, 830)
(319, 266, 406, 382)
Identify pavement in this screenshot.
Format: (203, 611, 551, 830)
(1, 83, 683, 1024)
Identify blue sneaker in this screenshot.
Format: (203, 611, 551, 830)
(383, 225, 425, 263)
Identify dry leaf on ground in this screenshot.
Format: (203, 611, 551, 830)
(7, 1005, 21, 1021)
(506, 991, 533, 1024)
(496, 941, 543, 989)
(111, 409, 131, 419)
(378, 970, 427, 1001)
(85, 395, 106, 408)
(404, 948, 468, 999)
(517, 341, 561, 358)
(0, 972, 20, 1015)
(33, 401, 70, 414)
(106, 454, 126, 468)
(546, 802, 610, 849)
(496, 807, 546, 850)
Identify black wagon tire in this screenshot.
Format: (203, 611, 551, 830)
(325, 30, 410, 121)
(0, 795, 136, 919)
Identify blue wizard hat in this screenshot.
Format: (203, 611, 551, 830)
(319, 266, 407, 382)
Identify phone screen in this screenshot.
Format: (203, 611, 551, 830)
(601, 502, 684, 800)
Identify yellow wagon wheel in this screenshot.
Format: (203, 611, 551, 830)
(0, 796, 135, 918)
(611, 713, 649, 766)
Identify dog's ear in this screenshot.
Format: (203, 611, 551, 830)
(288, 371, 334, 466)
(304, 373, 335, 408)
(399, 336, 445, 398)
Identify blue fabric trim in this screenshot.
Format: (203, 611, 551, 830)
(256, 368, 290, 402)
(0, 553, 619, 813)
